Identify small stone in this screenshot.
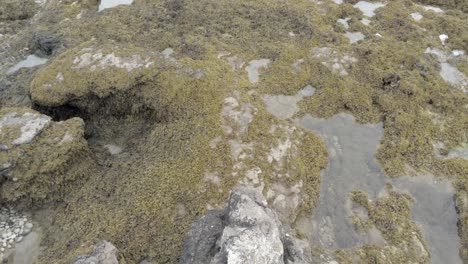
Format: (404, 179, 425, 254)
(16, 236, 22, 243)
(452, 50, 464, 57)
(25, 223, 33, 229)
(22, 228, 31, 236)
(411, 12, 423, 21)
(439, 34, 448, 45)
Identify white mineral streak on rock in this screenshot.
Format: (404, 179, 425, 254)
(72, 51, 151, 72)
(0, 112, 51, 145)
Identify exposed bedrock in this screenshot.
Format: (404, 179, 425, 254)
(180, 187, 308, 264)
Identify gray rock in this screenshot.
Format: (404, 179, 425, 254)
(180, 187, 307, 264)
(72, 240, 119, 264)
(212, 188, 284, 264)
(179, 209, 226, 264)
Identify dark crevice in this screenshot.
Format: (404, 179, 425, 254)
(32, 90, 161, 142)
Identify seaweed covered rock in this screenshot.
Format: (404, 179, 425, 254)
(29, 41, 161, 108)
(0, 0, 37, 22)
(0, 0, 38, 34)
(415, 0, 468, 12)
(73, 240, 119, 264)
(0, 107, 93, 203)
(180, 187, 308, 264)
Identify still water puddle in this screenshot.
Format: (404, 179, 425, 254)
(262, 89, 463, 262)
(288, 113, 462, 263)
(7, 55, 48, 74)
(8, 230, 42, 264)
(98, 0, 134, 12)
(448, 146, 468, 159)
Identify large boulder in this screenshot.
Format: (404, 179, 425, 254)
(0, 107, 93, 203)
(29, 41, 161, 108)
(180, 187, 308, 264)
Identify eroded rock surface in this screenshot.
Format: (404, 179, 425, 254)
(180, 187, 307, 264)
(73, 240, 119, 264)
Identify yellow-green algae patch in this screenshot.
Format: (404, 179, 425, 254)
(9, 0, 467, 262)
(30, 41, 161, 107)
(415, 0, 468, 13)
(29, 41, 330, 264)
(323, 188, 430, 263)
(0, 107, 94, 204)
(235, 92, 328, 222)
(30, 50, 240, 263)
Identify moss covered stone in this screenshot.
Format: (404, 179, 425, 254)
(0, 107, 93, 204)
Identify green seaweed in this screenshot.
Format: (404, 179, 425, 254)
(0, 0, 465, 262)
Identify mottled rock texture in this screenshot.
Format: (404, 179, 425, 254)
(73, 240, 119, 264)
(181, 187, 308, 264)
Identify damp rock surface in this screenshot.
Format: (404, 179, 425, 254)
(246, 59, 270, 84)
(353, 1, 386, 17)
(425, 48, 468, 91)
(262, 85, 315, 120)
(345, 32, 365, 44)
